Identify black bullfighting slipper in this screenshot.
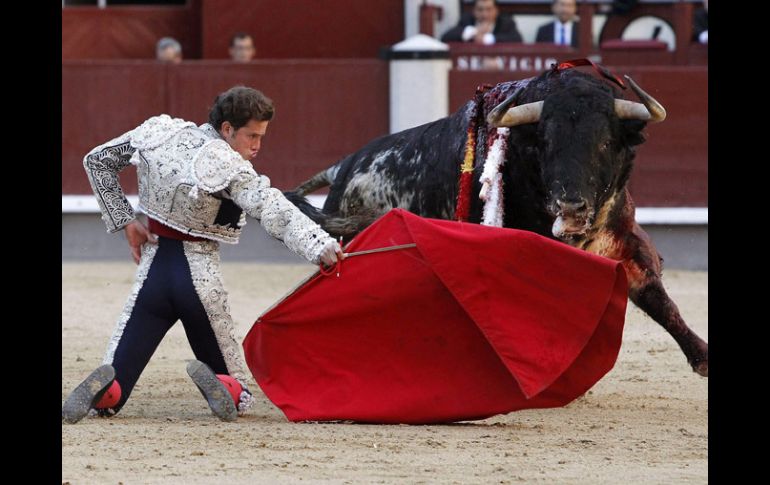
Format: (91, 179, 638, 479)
(62, 364, 116, 424)
(186, 360, 237, 422)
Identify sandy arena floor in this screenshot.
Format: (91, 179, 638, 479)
(62, 262, 707, 484)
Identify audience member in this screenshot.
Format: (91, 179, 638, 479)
(440, 0, 522, 45)
(156, 37, 182, 64)
(229, 32, 256, 62)
(692, 0, 708, 44)
(536, 0, 579, 47)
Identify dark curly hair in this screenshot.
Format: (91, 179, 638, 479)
(208, 86, 274, 132)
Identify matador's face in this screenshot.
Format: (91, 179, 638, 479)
(221, 119, 269, 162)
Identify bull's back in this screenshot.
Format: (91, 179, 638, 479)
(324, 111, 470, 220)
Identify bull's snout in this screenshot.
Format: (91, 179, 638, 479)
(555, 198, 588, 217)
(551, 198, 592, 239)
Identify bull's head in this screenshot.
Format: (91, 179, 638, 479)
(487, 74, 665, 240)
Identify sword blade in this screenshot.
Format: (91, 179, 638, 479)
(343, 243, 417, 258)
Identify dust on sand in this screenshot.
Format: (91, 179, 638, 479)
(62, 262, 707, 484)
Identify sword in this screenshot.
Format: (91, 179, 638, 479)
(343, 243, 417, 258)
(320, 242, 418, 278)
(267, 242, 419, 315)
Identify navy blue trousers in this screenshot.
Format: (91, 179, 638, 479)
(108, 237, 230, 412)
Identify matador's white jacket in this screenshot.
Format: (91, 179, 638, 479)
(82, 115, 335, 414)
(83, 114, 334, 264)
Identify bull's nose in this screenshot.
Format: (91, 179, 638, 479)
(556, 198, 587, 215)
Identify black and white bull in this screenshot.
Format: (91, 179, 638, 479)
(286, 66, 708, 377)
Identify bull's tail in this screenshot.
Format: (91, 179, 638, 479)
(283, 191, 377, 240)
(292, 164, 341, 196)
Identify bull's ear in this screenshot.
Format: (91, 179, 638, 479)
(620, 119, 647, 147)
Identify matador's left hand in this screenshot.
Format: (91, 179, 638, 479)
(124, 219, 158, 264)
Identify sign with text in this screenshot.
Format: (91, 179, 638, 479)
(447, 43, 577, 72)
(455, 54, 560, 71)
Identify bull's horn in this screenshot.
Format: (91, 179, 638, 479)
(487, 101, 543, 127)
(486, 88, 543, 127)
(615, 75, 667, 123)
(614, 99, 653, 121)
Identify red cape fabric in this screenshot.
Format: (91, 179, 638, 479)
(244, 209, 627, 424)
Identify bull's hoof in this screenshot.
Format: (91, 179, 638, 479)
(689, 342, 708, 377)
(693, 360, 708, 377)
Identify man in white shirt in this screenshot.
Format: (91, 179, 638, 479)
(536, 0, 580, 48)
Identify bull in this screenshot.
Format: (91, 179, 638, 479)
(286, 65, 708, 377)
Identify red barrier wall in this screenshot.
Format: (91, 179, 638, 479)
(62, 61, 169, 194)
(64, 61, 706, 207)
(200, 0, 404, 59)
(62, 60, 389, 194)
(449, 66, 707, 206)
(62, 0, 402, 60)
(62, 3, 202, 60)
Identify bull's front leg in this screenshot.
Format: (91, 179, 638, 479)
(613, 223, 708, 377)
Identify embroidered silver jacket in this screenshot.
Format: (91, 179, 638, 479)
(83, 114, 333, 263)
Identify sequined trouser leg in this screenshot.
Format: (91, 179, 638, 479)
(99, 237, 250, 415)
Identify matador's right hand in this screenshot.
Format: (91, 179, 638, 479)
(125, 219, 158, 264)
(319, 240, 343, 267)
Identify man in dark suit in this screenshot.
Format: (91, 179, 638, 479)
(692, 0, 708, 44)
(536, 0, 580, 47)
(441, 0, 523, 44)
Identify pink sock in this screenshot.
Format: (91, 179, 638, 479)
(216, 374, 243, 407)
(94, 380, 121, 409)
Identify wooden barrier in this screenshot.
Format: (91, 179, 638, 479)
(201, 0, 404, 59)
(62, 2, 202, 60)
(63, 60, 389, 193)
(62, 0, 403, 60)
(63, 60, 706, 207)
(449, 64, 707, 206)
